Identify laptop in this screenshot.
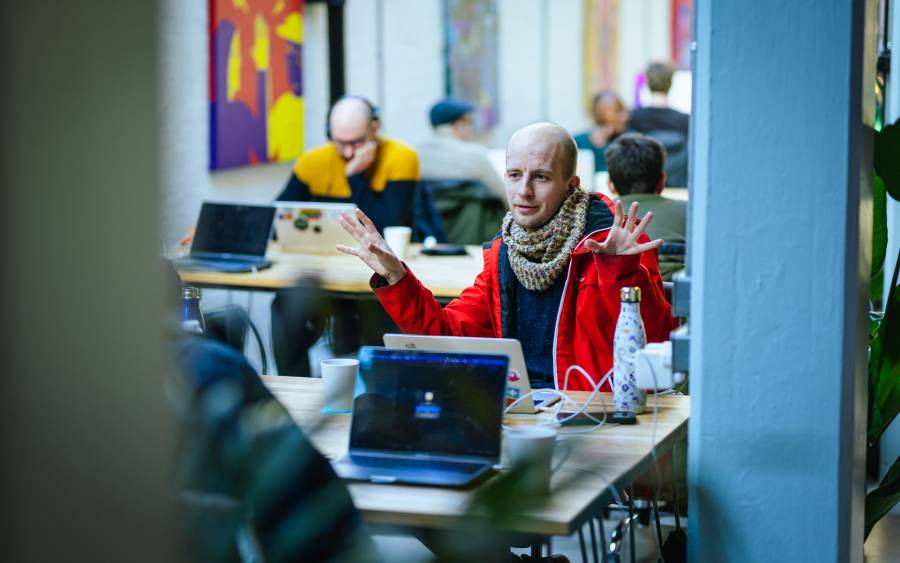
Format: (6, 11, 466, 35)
(174, 202, 275, 273)
(274, 201, 357, 254)
(333, 346, 508, 487)
(382, 334, 558, 414)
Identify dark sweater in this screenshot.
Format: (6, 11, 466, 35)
(510, 271, 566, 389)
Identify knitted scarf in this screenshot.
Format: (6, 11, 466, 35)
(501, 189, 590, 291)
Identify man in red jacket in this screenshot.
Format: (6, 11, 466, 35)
(337, 122, 676, 391)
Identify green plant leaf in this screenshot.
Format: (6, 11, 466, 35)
(873, 174, 887, 281)
(875, 119, 900, 200)
(865, 455, 900, 539)
(869, 250, 900, 443)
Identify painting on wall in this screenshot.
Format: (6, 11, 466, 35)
(671, 0, 693, 70)
(444, 0, 499, 132)
(582, 0, 619, 115)
(209, 0, 304, 171)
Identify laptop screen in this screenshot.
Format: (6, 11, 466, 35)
(191, 203, 275, 257)
(351, 347, 508, 459)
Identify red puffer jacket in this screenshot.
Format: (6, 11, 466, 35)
(371, 193, 677, 391)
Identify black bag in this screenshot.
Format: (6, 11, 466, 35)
(204, 304, 268, 374)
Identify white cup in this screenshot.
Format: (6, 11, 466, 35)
(383, 226, 412, 260)
(321, 358, 359, 413)
(504, 426, 569, 495)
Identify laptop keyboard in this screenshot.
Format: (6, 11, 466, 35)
(174, 257, 269, 273)
(352, 455, 486, 474)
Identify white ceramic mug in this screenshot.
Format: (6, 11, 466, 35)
(383, 226, 412, 261)
(504, 426, 570, 495)
(320, 358, 359, 413)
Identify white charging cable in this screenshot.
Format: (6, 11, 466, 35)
(502, 364, 614, 434)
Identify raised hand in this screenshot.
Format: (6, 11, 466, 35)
(336, 209, 406, 285)
(584, 200, 663, 256)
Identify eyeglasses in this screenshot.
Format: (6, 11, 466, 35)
(332, 137, 369, 150)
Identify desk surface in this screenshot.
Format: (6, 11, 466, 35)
(261, 376, 689, 537)
(176, 243, 485, 298)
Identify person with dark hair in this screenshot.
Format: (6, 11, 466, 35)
(628, 62, 690, 187)
(572, 91, 629, 172)
(337, 123, 676, 392)
(605, 133, 686, 280)
(628, 62, 689, 137)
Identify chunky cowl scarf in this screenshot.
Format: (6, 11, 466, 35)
(501, 189, 591, 291)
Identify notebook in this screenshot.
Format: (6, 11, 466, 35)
(174, 202, 275, 273)
(333, 346, 508, 487)
(274, 201, 357, 255)
(382, 334, 558, 414)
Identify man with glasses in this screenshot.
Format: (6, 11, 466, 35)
(273, 96, 419, 378)
(276, 95, 419, 232)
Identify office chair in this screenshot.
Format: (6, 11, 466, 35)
(204, 305, 268, 374)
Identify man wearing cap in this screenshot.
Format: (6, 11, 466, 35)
(339, 122, 676, 391)
(416, 97, 506, 203)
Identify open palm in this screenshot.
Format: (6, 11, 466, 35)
(584, 200, 663, 255)
(336, 209, 406, 285)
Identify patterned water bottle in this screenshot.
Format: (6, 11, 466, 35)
(613, 286, 646, 414)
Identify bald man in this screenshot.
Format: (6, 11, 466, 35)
(276, 95, 419, 232)
(338, 123, 676, 391)
(273, 96, 419, 378)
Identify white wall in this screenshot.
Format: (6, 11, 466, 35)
(161, 0, 673, 244)
(159, 0, 329, 244)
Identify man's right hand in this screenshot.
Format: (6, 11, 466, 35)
(336, 209, 406, 285)
(344, 140, 377, 176)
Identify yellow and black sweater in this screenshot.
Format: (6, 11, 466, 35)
(276, 137, 420, 233)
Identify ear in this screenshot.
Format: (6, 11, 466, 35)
(656, 172, 667, 194)
(607, 177, 619, 195)
(370, 120, 381, 137)
(569, 175, 581, 191)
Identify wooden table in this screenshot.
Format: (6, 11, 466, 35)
(176, 243, 485, 298)
(261, 376, 689, 539)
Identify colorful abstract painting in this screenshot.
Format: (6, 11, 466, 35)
(444, 0, 499, 131)
(209, 0, 304, 170)
(582, 0, 619, 114)
(671, 0, 693, 70)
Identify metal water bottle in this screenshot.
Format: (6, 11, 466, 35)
(613, 286, 646, 414)
(181, 286, 206, 333)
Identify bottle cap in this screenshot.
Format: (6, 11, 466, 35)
(620, 287, 641, 302)
(182, 286, 201, 299)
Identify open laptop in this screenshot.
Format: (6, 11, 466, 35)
(333, 346, 508, 487)
(274, 201, 356, 254)
(383, 334, 558, 414)
(174, 202, 275, 273)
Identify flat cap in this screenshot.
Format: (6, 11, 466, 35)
(429, 97, 475, 127)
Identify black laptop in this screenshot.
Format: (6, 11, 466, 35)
(174, 202, 275, 273)
(334, 347, 508, 487)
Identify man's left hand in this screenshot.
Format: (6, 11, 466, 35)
(585, 200, 663, 255)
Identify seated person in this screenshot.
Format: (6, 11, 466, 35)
(337, 123, 676, 391)
(168, 261, 379, 563)
(273, 95, 417, 377)
(605, 133, 687, 281)
(627, 62, 690, 186)
(416, 97, 507, 204)
(572, 91, 628, 173)
(628, 62, 689, 138)
(277, 95, 419, 231)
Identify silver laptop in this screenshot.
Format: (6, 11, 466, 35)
(333, 346, 508, 487)
(383, 334, 557, 414)
(274, 201, 356, 254)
